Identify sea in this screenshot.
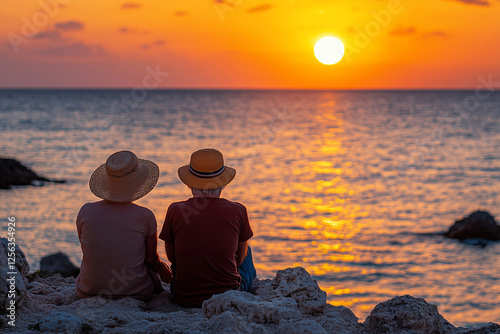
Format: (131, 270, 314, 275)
(0, 89, 499, 327)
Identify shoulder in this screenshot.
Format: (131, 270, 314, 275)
(168, 199, 191, 210)
(80, 201, 102, 209)
(76, 202, 102, 226)
(169, 199, 190, 207)
(220, 198, 248, 212)
(129, 202, 156, 219)
(79, 202, 92, 212)
(78, 201, 102, 214)
(163, 200, 190, 218)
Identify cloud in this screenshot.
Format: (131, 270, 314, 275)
(34, 30, 63, 41)
(389, 25, 417, 36)
(213, 0, 236, 8)
(31, 21, 84, 44)
(39, 42, 108, 57)
(140, 40, 165, 50)
(450, 0, 489, 5)
(388, 25, 449, 39)
(118, 27, 146, 34)
(174, 11, 188, 17)
(55, 21, 85, 31)
(247, 4, 273, 13)
(118, 27, 131, 33)
(422, 31, 449, 38)
(122, 3, 142, 9)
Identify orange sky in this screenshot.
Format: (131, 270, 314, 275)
(1, 0, 499, 89)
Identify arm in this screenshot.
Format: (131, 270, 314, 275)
(165, 242, 175, 265)
(76, 205, 85, 242)
(236, 241, 248, 268)
(236, 205, 253, 268)
(160, 205, 176, 265)
(145, 232, 172, 283)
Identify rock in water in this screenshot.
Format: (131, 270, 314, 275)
(0, 237, 30, 314)
(40, 252, 80, 278)
(444, 211, 500, 241)
(0, 157, 65, 189)
(364, 295, 456, 334)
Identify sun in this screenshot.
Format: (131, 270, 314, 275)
(314, 36, 345, 65)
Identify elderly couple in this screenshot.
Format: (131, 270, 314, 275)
(75, 149, 256, 307)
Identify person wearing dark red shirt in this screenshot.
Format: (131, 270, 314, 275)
(159, 148, 257, 307)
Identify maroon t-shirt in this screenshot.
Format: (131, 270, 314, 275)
(159, 197, 253, 307)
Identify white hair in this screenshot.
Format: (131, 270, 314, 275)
(190, 187, 224, 198)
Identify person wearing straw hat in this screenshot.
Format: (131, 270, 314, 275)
(159, 148, 256, 307)
(75, 150, 172, 301)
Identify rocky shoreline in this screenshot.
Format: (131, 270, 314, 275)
(1, 239, 499, 333)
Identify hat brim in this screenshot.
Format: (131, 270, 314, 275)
(89, 159, 159, 202)
(178, 165, 236, 189)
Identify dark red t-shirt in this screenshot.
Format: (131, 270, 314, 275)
(159, 197, 253, 307)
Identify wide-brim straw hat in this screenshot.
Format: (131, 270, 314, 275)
(178, 148, 236, 189)
(89, 150, 159, 202)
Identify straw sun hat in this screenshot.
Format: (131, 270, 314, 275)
(89, 150, 159, 202)
(178, 148, 236, 189)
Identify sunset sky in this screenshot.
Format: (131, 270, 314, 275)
(1, 0, 499, 89)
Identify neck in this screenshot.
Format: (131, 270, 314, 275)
(190, 187, 223, 198)
(192, 194, 220, 198)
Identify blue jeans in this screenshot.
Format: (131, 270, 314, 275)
(239, 245, 257, 292)
(170, 245, 257, 293)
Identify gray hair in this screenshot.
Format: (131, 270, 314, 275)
(190, 187, 224, 197)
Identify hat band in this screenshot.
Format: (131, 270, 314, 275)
(189, 165, 225, 178)
(109, 166, 137, 177)
(119, 167, 137, 177)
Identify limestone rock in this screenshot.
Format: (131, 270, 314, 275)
(69, 296, 147, 331)
(445, 211, 500, 241)
(462, 322, 500, 334)
(26, 274, 78, 310)
(36, 311, 83, 333)
(145, 289, 189, 313)
(1, 237, 499, 334)
(0, 236, 30, 314)
(0, 157, 64, 189)
(40, 252, 80, 277)
(363, 295, 456, 334)
(100, 319, 154, 334)
(277, 319, 327, 333)
(315, 304, 362, 334)
(254, 267, 327, 314)
(198, 310, 271, 334)
(202, 289, 301, 324)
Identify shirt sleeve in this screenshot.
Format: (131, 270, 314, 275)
(159, 205, 174, 244)
(239, 205, 254, 242)
(75, 204, 87, 239)
(146, 209, 158, 238)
